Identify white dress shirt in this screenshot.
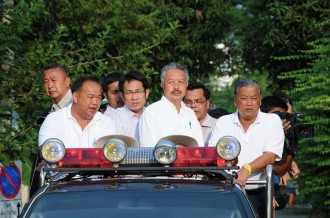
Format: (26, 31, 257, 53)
(103, 105, 116, 117)
(138, 96, 204, 147)
(208, 110, 284, 189)
(39, 104, 116, 148)
(110, 105, 141, 140)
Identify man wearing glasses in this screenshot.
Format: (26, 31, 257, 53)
(110, 70, 150, 140)
(102, 72, 124, 116)
(184, 82, 217, 146)
(138, 62, 203, 147)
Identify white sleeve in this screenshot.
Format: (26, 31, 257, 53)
(208, 118, 222, 147)
(103, 115, 117, 136)
(138, 108, 159, 147)
(264, 114, 285, 160)
(38, 114, 61, 146)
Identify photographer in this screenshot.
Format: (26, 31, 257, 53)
(261, 96, 297, 176)
(261, 96, 301, 210)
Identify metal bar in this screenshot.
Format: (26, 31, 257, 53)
(246, 165, 274, 218)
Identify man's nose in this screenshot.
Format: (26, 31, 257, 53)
(246, 98, 253, 105)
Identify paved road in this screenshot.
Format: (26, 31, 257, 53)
(276, 204, 324, 218)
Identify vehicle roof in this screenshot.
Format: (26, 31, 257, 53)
(43, 176, 237, 193)
(25, 176, 256, 218)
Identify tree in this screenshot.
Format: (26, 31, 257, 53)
(0, 0, 235, 186)
(0, 0, 178, 185)
(277, 35, 330, 214)
(235, 0, 329, 90)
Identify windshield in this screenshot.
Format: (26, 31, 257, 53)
(27, 190, 251, 218)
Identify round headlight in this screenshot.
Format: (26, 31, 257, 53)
(154, 140, 177, 165)
(41, 138, 66, 164)
(103, 138, 127, 163)
(216, 136, 241, 160)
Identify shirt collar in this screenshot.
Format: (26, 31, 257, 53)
(66, 103, 102, 123)
(161, 95, 186, 113)
(123, 104, 138, 118)
(233, 110, 261, 125)
(52, 89, 72, 111)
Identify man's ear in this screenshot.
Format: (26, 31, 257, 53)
(120, 92, 125, 103)
(206, 99, 211, 109)
(145, 89, 150, 100)
(72, 92, 79, 103)
(233, 97, 237, 107)
(65, 77, 71, 88)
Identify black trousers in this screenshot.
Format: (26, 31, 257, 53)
(246, 187, 267, 218)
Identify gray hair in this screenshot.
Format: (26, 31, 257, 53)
(234, 79, 262, 95)
(160, 62, 189, 82)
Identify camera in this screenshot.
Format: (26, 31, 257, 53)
(273, 111, 314, 156)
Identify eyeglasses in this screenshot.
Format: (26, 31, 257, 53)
(184, 99, 207, 106)
(123, 89, 145, 97)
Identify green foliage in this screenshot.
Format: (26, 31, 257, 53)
(236, 0, 329, 90)
(0, 0, 234, 185)
(0, 0, 178, 185)
(278, 29, 330, 215)
(209, 69, 275, 112)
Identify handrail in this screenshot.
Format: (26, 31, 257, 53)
(246, 165, 274, 218)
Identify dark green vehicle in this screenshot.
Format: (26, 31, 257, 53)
(20, 136, 273, 218)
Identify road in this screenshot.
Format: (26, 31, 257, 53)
(276, 204, 324, 218)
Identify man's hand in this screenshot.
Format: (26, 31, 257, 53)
(289, 161, 300, 179)
(279, 161, 300, 185)
(236, 167, 249, 186)
(35, 160, 47, 172)
(282, 119, 291, 134)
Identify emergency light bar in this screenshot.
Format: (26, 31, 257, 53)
(40, 136, 240, 168)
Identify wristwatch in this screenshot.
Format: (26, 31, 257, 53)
(243, 164, 252, 175)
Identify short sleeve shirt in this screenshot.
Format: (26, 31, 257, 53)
(208, 110, 284, 189)
(39, 104, 117, 148)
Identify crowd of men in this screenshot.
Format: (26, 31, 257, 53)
(36, 62, 300, 218)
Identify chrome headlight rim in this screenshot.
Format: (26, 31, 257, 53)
(103, 137, 127, 163)
(41, 138, 66, 164)
(154, 140, 178, 165)
(216, 136, 241, 161)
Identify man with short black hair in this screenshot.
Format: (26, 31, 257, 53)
(39, 76, 116, 148)
(37, 63, 72, 124)
(102, 72, 124, 116)
(184, 82, 216, 146)
(110, 70, 150, 140)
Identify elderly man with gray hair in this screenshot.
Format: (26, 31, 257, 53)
(138, 62, 204, 147)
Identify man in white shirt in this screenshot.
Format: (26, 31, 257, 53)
(37, 63, 73, 124)
(184, 81, 217, 146)
(208, 79, 284, 218)
(39, 76, 116, 148)
(102, 72, 124, 116)
(110, 70, 149, 140)
(139, 62, 204, 147)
